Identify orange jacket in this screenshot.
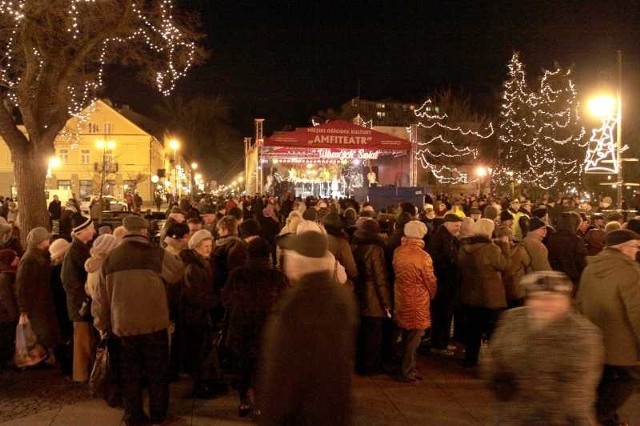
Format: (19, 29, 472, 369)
(392, 238, 437, 330)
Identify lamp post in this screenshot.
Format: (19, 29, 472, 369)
(169, 139, 180, 201)
(96, 139, 115, 223)
(151, 175, 159, 211)
(190, 162, 198, 194)
(475, 166, 488, 197)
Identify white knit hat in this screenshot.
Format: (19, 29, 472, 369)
(404, 220, 428, 239)
(189, 229, 213, 250)
(49, 238, 70, 260)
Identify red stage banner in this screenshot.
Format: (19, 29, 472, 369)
(264, 120, 411, 150)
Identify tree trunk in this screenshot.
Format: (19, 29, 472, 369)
(13, 144, 49, 241)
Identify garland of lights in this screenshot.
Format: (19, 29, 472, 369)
(495, 53, 586, 190)
(584, 118, 624, 174)
(411, 99, 494, 185)
(0, 0, 196, 122)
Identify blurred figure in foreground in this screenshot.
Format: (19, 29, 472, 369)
(485, 271, 603, 425)
(259, 230, 357, 426)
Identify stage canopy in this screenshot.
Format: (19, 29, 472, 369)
(262, 120, 411, 163)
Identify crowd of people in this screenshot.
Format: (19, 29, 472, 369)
(0, 189, 639, 426)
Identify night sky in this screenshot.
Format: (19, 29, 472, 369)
(109, 0, 640, 137)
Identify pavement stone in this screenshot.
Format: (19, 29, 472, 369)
(1, 354, 639, 425)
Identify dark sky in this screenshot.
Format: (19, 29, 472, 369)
(109, 0, 640, 137)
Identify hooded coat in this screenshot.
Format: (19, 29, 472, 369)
(16, 247, 60, 348)
(577, 248, 640, 366)
(351, 229, 391, 318)
(459, 235, 511, 309)
(392, 238, 437, 330)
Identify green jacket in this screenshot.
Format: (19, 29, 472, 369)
(577, 248, 640, 366)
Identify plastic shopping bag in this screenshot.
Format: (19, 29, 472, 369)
(14, 314, 47, 368)
(89, 334, 121, 407)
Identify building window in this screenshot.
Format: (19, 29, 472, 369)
(88, 123, 100, 133)
(104, 122, 113, 134)
(57, 180, 71, 190)
(81, 149, 90, 164)
(376, 111, 386, 118)
(79, 180, 93, 198)
(59, 149, 69, 165)
(105, 153, 114, 169)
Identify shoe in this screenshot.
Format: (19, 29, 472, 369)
(238, 404, 251, 417)
(430, 347, 455, 356)
(395, 375, 420, 384)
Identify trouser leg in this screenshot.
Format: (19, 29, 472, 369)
(142, 330, 170, 424)
(381, 318, 399, 365)
(400, 329, 424, 379)
(357, 316, 383, 374)
(119, 335, 146, 425)
(72, 321, 94, 382)
(596, 365, 640, 425)
(430, 287, 455, 350)
(463, 306, 483, 366)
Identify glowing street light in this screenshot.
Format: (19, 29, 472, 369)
(588, 95, 616, 118)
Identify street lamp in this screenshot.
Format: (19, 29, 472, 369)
(151, 175, 160, 210)
(190, 162, 198, 193)
(96, 139, 116, 222)
(167, 139, 181, 201)
(475, 166, 488, 197)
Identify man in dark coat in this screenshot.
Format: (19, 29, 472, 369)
(260, 231, 357, 426)
(48, 195, 62, 223)
(546, 212, 587, 296)
(429, 213, 462, 355)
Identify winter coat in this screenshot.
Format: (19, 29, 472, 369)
(0, 235, 23, 257)
(61, 238, 91, 322)
(92, 234, 184, 336)
(327, 232, 358, 285)
(459, 235, 511, 309)
(577, 248, 640, 366)
(429, 225, 461, 296)
(0, 269, 17, 323)
(180, 249, 215, 326)
(84, 252, 108, 301)
(259, 271, 356, 426)
(486, 307, 603, 425)
(212, 236, 246, 298)
(393, 238, 437, 330)
(503, 243, 530, 302)
(547, 229, 587, 288)
(16, 247, 60, 348)
(521, 234, 552, 272)
(222, 257, 288, 357)
(351, 230, 391, 318)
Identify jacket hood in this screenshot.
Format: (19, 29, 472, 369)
(461, 235, 492, 254)
(586, 247, 638, 278)
(85, 253, 106, 273)
(352, 230, 385, 247)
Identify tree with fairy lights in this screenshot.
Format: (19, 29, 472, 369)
(0, 1, 204, 234)
(495, 53, 586, 192)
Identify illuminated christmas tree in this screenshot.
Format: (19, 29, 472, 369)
(496, 54, 586, 191)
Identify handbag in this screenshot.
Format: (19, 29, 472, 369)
(14, 314, 47, 368)
(89, 334, 122, 407)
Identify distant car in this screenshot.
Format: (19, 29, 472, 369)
(80, 195, 128, 215)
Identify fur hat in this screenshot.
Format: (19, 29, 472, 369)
(27, 227, 49, 246)
(188, 229, 213, 250)
(521, 271, 573, 296)
(49, 238, 71, 260)
(247, 237, 271, 258)
(606, 229, 640, 247)
(404, 220, 428, 239)
(322, 212, 343, 232)
(360, 218, 380, 234)
(472, 218, 495, 238)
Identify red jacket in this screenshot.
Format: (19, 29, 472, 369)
(392, 238, 437, 330)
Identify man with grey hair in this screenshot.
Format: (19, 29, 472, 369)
(93, 215, 183, 426)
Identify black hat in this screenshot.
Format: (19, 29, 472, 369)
(247, 237, 271, 259)
(239, 219, 261, 239)
(532, 207, 548, 219)
(302, 208, 318, 221)
(322, 212, 343, 231)
(443, 213, 462, 223)
(167, 222, 190, 240)
(500, 211, 514, 222)
(200, 205, 215, 215)
(528, 217, 546, 232)
(279, 231, 328, 258)
(605, 229, 640, 247)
